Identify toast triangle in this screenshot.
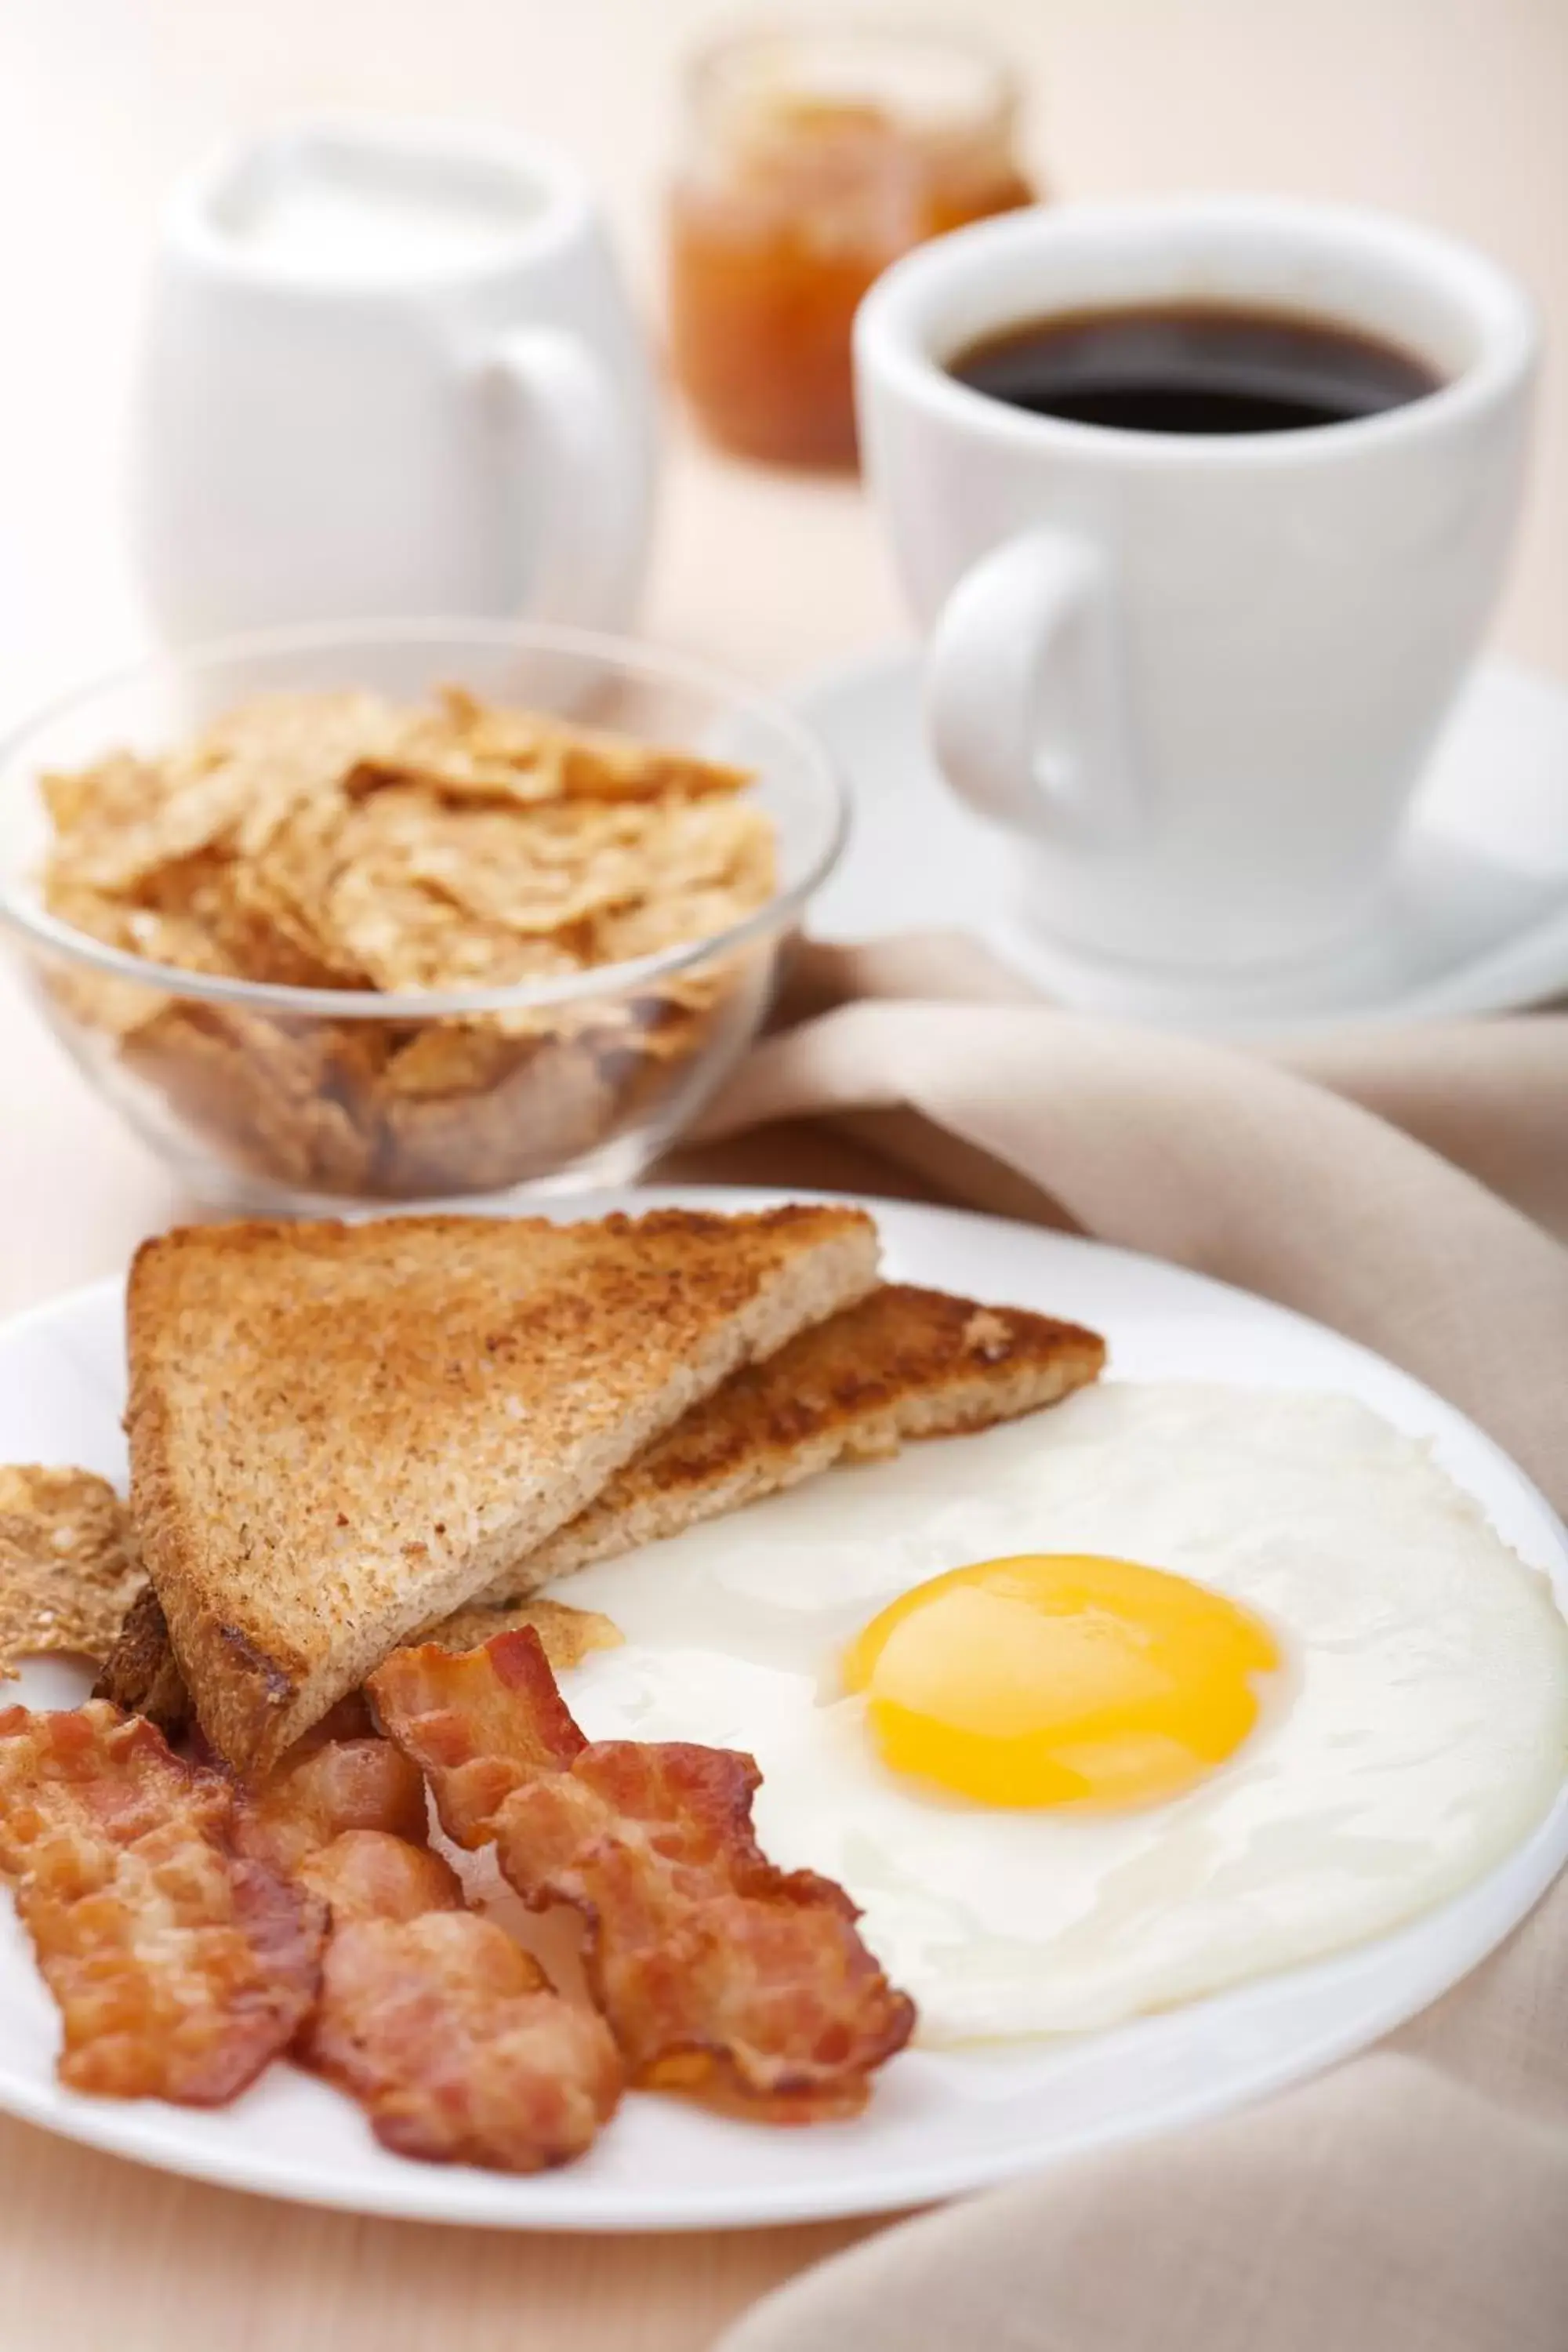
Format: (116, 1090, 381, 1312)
(127, 1205, 877, 1773)
(480, 1283, 1106, 1599)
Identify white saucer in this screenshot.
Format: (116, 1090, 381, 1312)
(790, 647, 1568, 1035)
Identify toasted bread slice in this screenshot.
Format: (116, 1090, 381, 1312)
(127, 1205, 878, 1775)
(96, 1585, 621, 1732)
(103, 1283, 1100, 1730)
(91, 1581, 191, 1733)
(477, 1283, 1105, 1602)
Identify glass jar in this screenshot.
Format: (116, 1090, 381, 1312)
(667, 22, 1036, 469)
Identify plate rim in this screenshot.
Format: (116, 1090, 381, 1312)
(0, 1180, 1563, 2232)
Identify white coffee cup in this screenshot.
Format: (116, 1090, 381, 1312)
(855, 198, 1537, 972)
(133, 118, 657, 644)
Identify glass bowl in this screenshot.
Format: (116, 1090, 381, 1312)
(0, 619, 847, 1212)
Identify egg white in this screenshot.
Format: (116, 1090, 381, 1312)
(551, 1383, 1568, 2042)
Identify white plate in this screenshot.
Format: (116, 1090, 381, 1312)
(0, 1184, 1564, 2232)
(796, 648, 1568, 1035)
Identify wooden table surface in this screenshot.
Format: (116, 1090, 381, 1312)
(0, 2, 1563, 2344)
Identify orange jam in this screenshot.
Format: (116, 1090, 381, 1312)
(668, 31, 1036, 469)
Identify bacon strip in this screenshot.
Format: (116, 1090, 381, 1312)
(243, 1725, 622, 2169)
(369, 1632, 916, 2121)
(237, 1722, 430, 1877)
(300, 1828, 622, 2169)
(0, 1701, 322, 2103)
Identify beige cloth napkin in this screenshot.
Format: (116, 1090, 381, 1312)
(688, 937, 1568, 2352)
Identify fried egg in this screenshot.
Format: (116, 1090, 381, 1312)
(552, 1383, 1568, 2042)
(841, 1551, 1282, 1809)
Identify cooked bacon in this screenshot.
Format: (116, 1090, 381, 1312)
(246, 1727, 624, 2172)
(0, 1700, 322, 2103)
(295, 1826, 460, 1924)
(303, 1830, 622, 2170)
(238, 1726, 430, 1877)
(369, 1632, 916, 2121)
(364, 1632, 585, 1847)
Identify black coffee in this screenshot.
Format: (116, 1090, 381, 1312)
(948, 303, 1442, 435)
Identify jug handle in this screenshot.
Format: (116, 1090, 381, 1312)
(487, 327, 644, 626)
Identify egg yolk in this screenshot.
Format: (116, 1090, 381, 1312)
(841, 1554, 1280, 1809)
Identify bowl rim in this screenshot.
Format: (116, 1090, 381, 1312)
(0, 615, 849, 1020)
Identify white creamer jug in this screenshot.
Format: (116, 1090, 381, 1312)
(133, 117, 658, 642)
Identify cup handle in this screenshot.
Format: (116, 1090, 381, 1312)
(926, 530, 1141, 850)
(484, 326, 642, 626)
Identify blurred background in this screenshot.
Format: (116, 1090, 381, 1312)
(0, 0, 1562, 706)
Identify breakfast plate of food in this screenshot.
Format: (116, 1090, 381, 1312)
(0, 1185, 1563, 2231)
